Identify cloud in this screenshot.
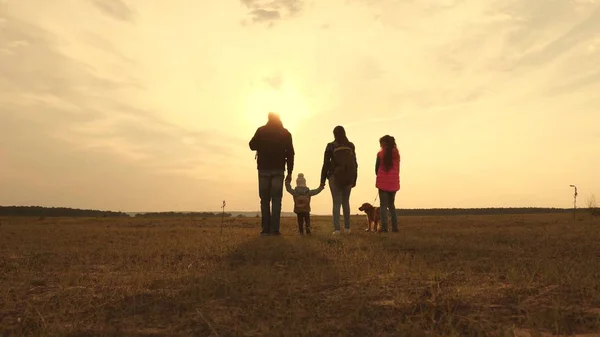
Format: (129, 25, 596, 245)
(0, 111, 220, 212)
(60, 106, 245, 170)
(263, 71, 283, 89)
(322, 0, 600, 145)
(240, 0, 304, 24)
(0, 14, 127, 106)
(250, 9, 281, 23)
(83, 32, 135, 64)
(89, 0, 135, 23)
(545, 70, 600, 96)
(352, 56, 386, 81)
(512, 6, 600, 68)
(0, 10, 246, 185)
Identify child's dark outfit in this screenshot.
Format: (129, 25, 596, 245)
(285, 173, 324, 235)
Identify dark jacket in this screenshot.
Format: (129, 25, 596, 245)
(320, 141, 358, 186)
(249, 121, 295, 173)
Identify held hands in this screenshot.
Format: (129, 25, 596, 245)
(285, 174, 292, 184)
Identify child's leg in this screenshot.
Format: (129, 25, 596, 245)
(305, 213, 311, 234)
(296, 213, 304, 234)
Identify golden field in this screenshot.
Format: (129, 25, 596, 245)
(1, 213, 599, 336)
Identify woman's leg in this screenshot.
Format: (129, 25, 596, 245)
(329, 178, 341, 232)
(342, 185, 352, 231)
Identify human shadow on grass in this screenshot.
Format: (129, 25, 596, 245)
(64, 235, 447, 336)
(66, 232, 600, 337)
(67, 236, 344, 336)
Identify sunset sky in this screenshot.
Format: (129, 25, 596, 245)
(1, 0, 599, 214)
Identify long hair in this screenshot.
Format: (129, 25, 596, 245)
(333, 125, 349, 144)
(380, 135, 396, 171)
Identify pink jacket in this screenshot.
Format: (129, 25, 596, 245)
(375, 147, 400, 192)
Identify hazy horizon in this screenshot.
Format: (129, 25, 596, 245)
(1, 0, 599, 215)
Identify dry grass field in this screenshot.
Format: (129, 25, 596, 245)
(1, 213, 599, 336)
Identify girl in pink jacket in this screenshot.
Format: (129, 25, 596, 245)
(375, 135, 400, 232)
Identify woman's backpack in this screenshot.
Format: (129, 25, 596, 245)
(332, 142, 357, 187)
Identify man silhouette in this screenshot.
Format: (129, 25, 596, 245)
(249, 112, 295, 236)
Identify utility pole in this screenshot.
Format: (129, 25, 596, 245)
(569, 185, 578, 220)
(221, 200, 226, 234)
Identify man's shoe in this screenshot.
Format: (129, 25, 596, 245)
(260, 231, 270, 236)
(271, 231, 281, 236)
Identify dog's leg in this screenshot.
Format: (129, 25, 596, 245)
(365, 215, 371, 231)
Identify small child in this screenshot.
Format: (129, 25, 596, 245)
(285, 173, 324, 235)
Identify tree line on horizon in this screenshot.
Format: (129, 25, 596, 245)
(392, 207, 573, 216)
(0, 206, 233, 218)
(0, 205, 581, 218)
(0, 206, 129, 217)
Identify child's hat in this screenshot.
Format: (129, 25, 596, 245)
(296, 173, 306, 187)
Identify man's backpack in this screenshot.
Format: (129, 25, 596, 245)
(332, 142, 357, 187)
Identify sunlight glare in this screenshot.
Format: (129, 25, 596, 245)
(243, 83, 311, 132)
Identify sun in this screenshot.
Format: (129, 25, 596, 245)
(243, 83, 311, 132)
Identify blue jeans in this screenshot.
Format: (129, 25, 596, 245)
(328, 176, 352, 231)
(379, 189, 398, 231)
(258, 170, 284, 233)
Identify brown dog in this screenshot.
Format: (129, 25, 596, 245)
(358, 202, 380, 232)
